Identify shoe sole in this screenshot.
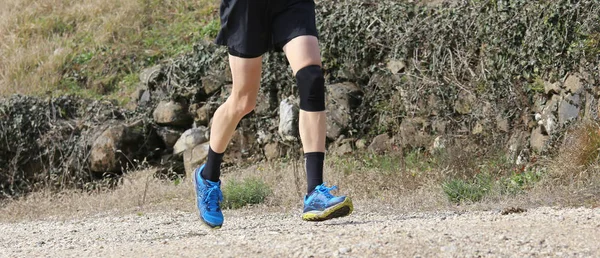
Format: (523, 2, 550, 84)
(193, 167, 223, 229)
(203, 221, 221, 229)
(302, 197, 354, 222)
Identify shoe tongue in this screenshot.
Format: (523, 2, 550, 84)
(318, 186, 335, 198)
(205, 179, 220, 186)
(317, 185, 330, 192)
(205, 187, 222, 211)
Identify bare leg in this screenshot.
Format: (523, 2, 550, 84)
(200, 55, 262, 182)
(193, 55, 262, 228)
(209, 55, 263, 153)
(282, 36, 326, 153)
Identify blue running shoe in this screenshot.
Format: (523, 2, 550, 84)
(193, 164, 224, 228)
(302, 183, 353, 221)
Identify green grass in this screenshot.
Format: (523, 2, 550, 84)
(503, 169, 543, 194)
(222, 178, 271, 209)
(331, 150, 439, 176)
(1, 0, 219, 101)
(361, 153, 404, 175)
(330, 152, 403, 176)
(200, 19, 220, 39)
(443, 169, 544, 203)
(330, 148, 545, 204)
(442, 152, 544, 203)
(404, 150, 439, 173)
(58, 10, 210, 98)
(442, 173, 494, 203)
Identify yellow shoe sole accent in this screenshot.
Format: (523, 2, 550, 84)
(202, 220, 222, 229)
(302, 197, 354, 222)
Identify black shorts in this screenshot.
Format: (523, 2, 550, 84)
(215, 0, 319, 58)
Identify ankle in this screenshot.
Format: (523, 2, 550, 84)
(202, 147, 224, 182)
(305, 152, 325, 193)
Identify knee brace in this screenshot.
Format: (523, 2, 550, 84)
(296, 65, 326, 112)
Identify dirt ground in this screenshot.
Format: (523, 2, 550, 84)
(1, 202, 599, 258)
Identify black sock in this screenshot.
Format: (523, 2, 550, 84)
(202, 146, 224, 182)
(305, 152, 325, 194)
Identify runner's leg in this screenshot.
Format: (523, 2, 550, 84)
(283, 35, 326, 193)
(201, 55, 262, 182)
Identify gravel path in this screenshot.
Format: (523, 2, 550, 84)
(1, 205, 599, 257)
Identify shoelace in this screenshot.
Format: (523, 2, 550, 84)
(203, 184, 223, 212)
(315, 184, 337, 199)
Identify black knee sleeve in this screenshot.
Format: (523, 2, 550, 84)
(296, 65, 326, 112)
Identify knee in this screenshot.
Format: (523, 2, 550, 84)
(237, 98, 256, 116)
(227, 89, 256, 117)
(296, 65, 326, 112)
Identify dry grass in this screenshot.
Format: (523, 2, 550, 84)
(539, 121, 600, 206)
(447, 180, 600, 212)
(0, 168, 195, 222)
(0, 156, 451, 222)
(550, 121, 600, 183)
(1, 149, 598, 223)
(0, 0, 218, 99)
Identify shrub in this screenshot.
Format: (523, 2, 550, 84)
(443, 168, 544, 203)
(443, 174, 493, 203)
(552, 122, 600, 182)
(222, 178, 271, 209)
(502, 169, 543, 194)
(0, 95, 154, 197)
(165, 0, 600, 140)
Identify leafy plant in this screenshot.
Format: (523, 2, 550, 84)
(443, 174, 493, 203)
(502, 169, 543, 194)
(443, 168, 545, 203)
(222, 178, 271, 209)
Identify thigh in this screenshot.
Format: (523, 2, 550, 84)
(228, 54, 263, 98)
(283, 36, 322, 75)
